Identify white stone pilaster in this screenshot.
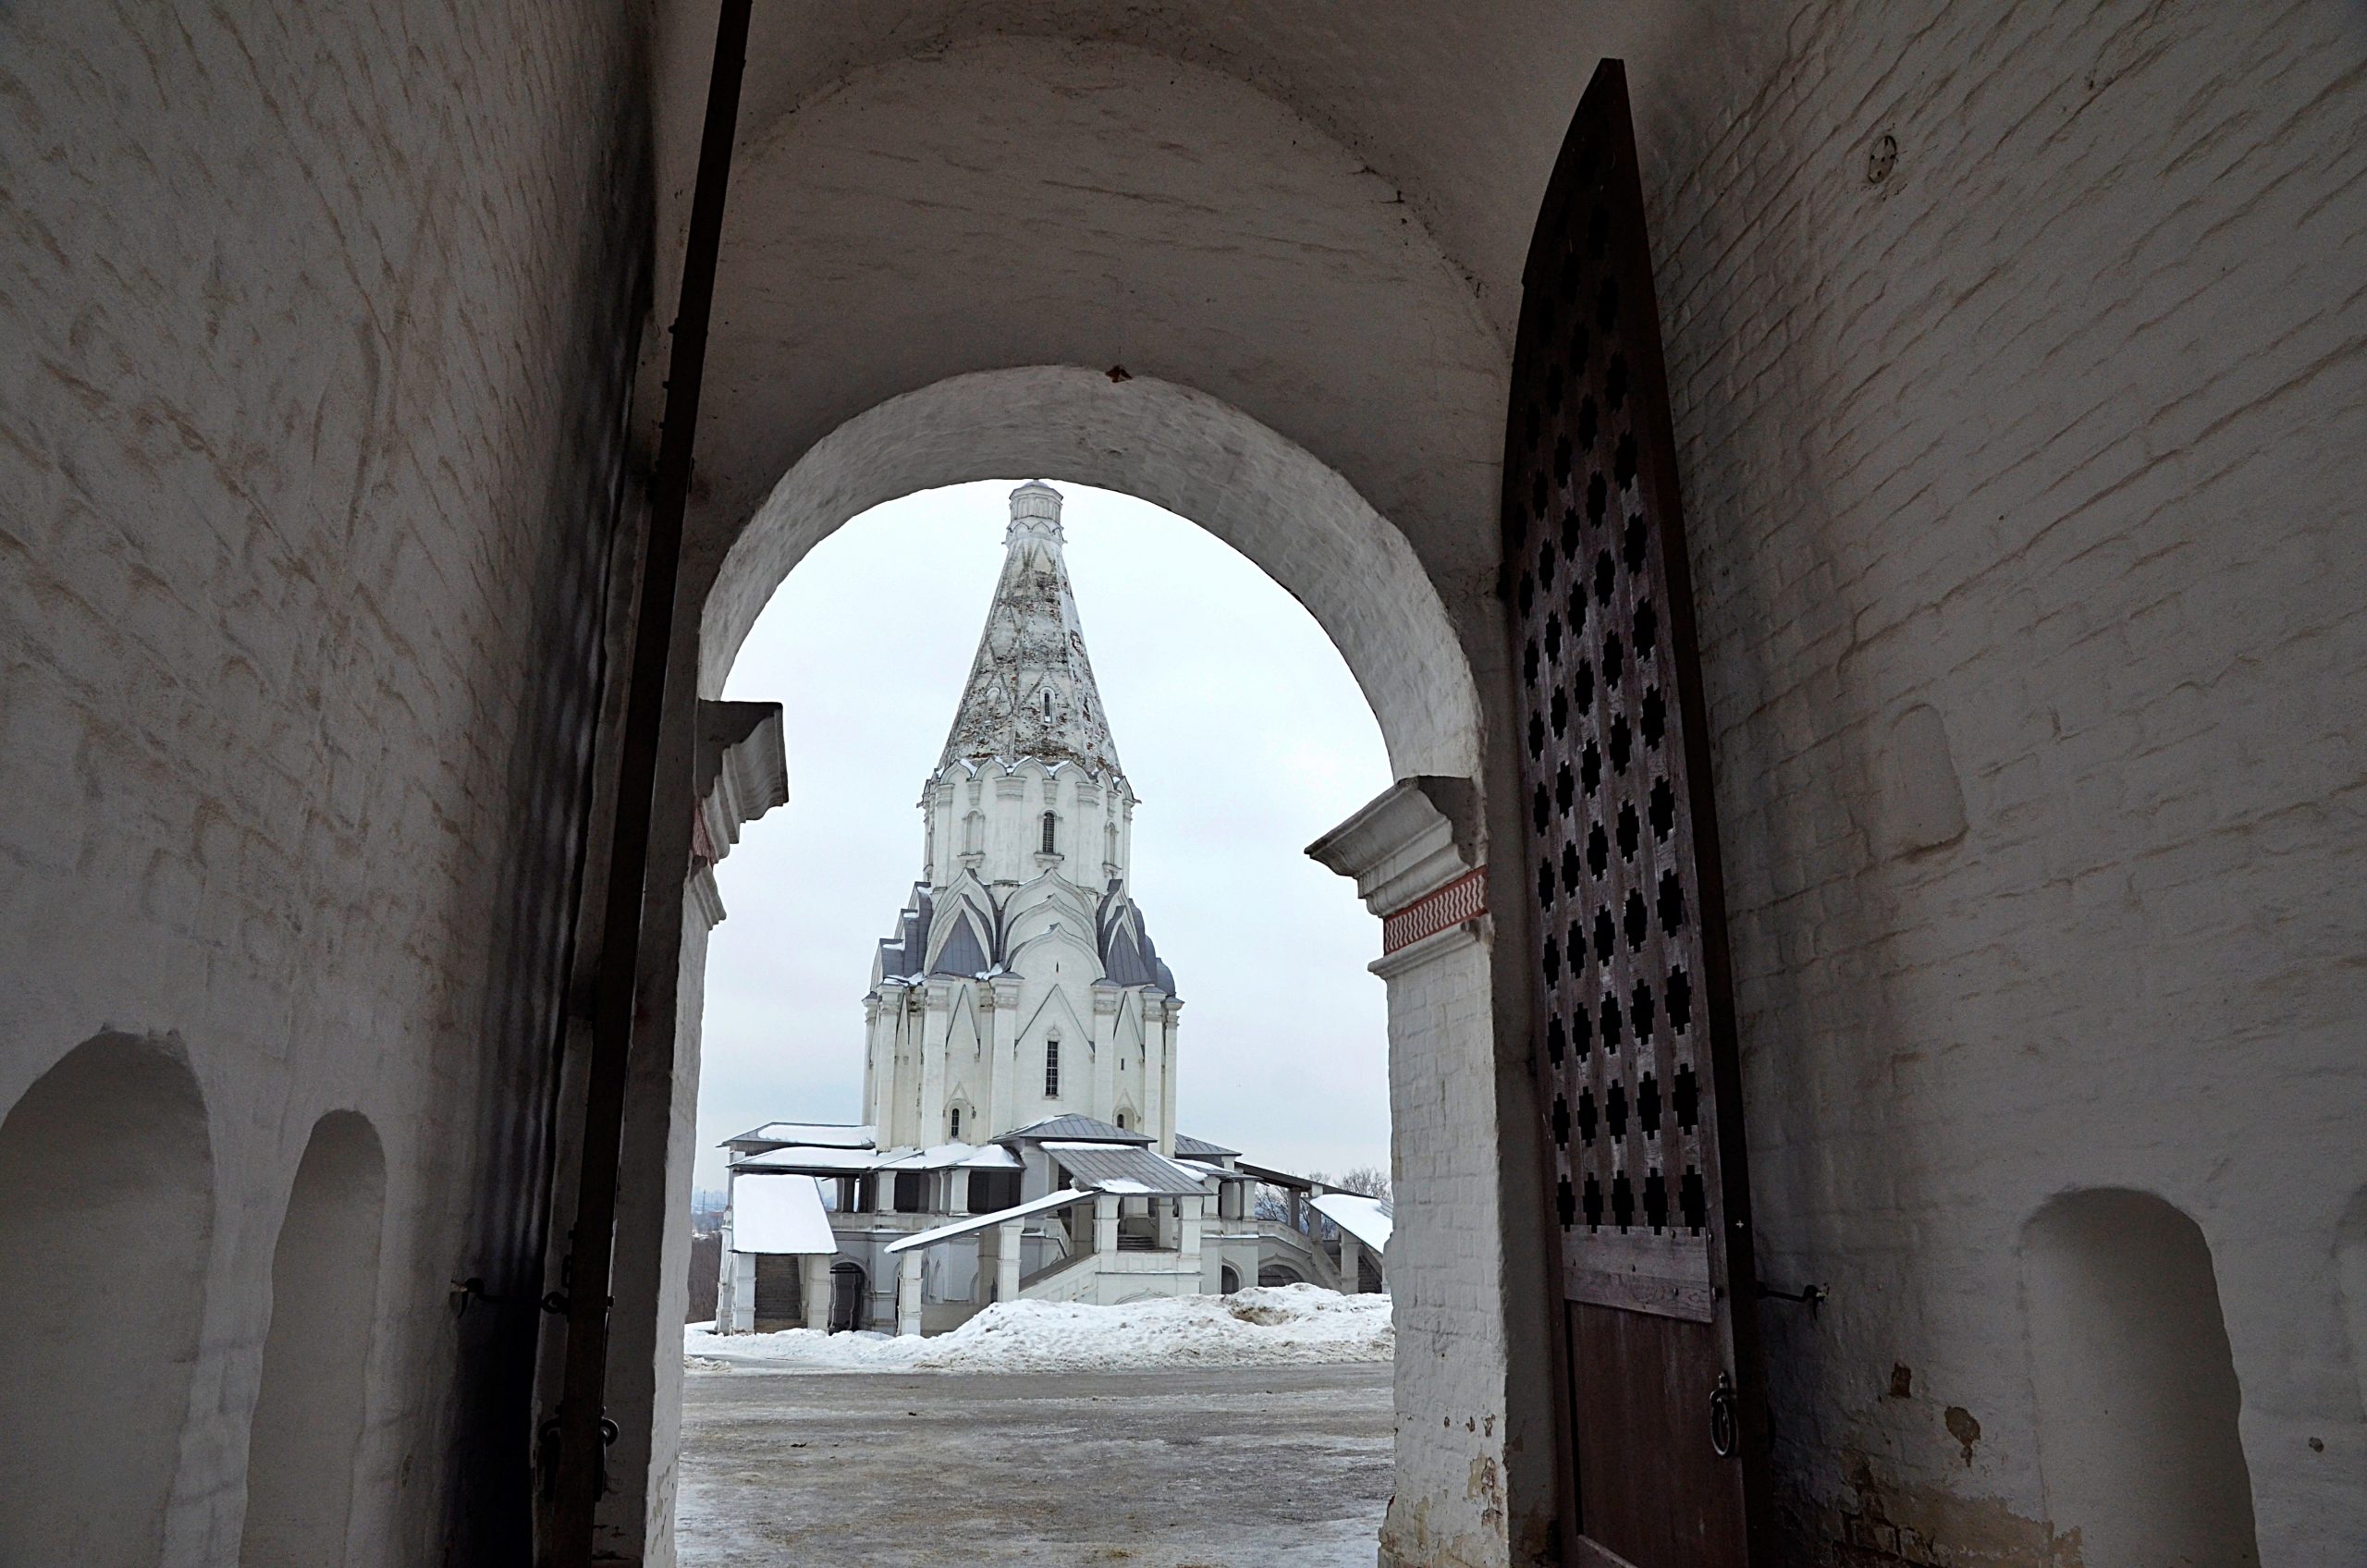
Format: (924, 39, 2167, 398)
(896, 1253, 924, 1337)
(995, 1219, 1023, 1303)
(800, 1254, 830, 1332)
(728, 1253, 754, 1334)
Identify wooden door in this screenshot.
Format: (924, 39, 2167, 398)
(830, 1262, 867, 1333)
(1502, 59, 1769, 1567)
(752, 1253, 803, 1332)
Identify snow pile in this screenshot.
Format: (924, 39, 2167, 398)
(685, 1283, 1391, 1374)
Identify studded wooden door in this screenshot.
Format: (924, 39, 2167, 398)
(1502, 60, 1768, 1567)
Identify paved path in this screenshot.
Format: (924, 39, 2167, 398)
(676, 1363, 1393, 1567)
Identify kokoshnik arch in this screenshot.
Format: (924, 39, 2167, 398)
(2, 5, 2362, 1568)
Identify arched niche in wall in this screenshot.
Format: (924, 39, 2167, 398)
(2339, 1188, 2367, 1421)
(0, 1032, 215, 1565)
(2021, 1188, 2261, 1568)
(239, 1110, 386, 1567)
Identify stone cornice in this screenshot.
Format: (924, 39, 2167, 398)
(1305, 776, 1482, 916)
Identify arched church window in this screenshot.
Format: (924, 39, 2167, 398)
(1042, 689, 1055, 719)
(1115, 1111, 1127, 1130)
(948, 1106, 962, 1139)
(1040, 811, 1058, 854)
(1044, 1039, 1061, 1097)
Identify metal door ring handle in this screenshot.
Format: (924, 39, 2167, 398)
(1709, 1370, 1738, 1458)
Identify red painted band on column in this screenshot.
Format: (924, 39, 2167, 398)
(1380, 866, 1488, 954)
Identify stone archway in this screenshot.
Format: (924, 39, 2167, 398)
(603, 367, 1541, 1568)
(239, 1111, 387, 1567)
(0, 1033, 215, 1566)
(2022, 1190, 2262, 1568)
(700, 366, 1481, 781)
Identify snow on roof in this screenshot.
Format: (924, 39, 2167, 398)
(876, 1142, 1022, 1171)
(723, 1121, 876, 1149)
(730, 1173, 838, 1255)
(1172, 1133, 1240, 1158)
(883, 1188, 1095, 1255)
(731, 1145, 883, 1173)
(1042, 1141, 1211, 1196)
(1310, 1193, 1393, 1255)
(1176, 1158, 1249, 1183)
(1002, 1113, 1151, 1145)
(732, 1139, 1024, 1175)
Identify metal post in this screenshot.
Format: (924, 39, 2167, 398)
(544, 2, 752, 1561)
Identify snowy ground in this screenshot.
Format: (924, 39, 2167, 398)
(676, 1363, 1392, 1567)
(684, 1283, 1392, 1374)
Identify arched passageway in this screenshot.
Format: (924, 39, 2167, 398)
(0, 1033, 215, 1566)
(601, 379, 1523, 1562)
(2022, 1189, 2261, 1568)
(239, 1111, 386, 1567)
(829, 1262, 868, 1334)
(702, 366, 1482, 782)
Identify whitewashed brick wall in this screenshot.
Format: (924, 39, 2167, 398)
(1640, 2, 2367, 1560)
(0, 3, 647, 1560)
(1379, 921, 1531, 1568)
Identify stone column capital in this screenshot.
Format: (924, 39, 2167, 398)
(1306, 776, 1490, 970)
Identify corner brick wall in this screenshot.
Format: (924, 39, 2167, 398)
(1377, 922, 1532, 1568)
(1639, 3, 2367, 1561)
(0, 2, 649, 1560)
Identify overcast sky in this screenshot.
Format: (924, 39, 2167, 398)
(695, 480, 1395, 1193)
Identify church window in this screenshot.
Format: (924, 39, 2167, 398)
(1040, 811, 1058, 854)
(1044, 1039, 1061, 1096)
(1043, 689, 1055, 719)
(1116, 1111, 1128, 1129)
(948, 1106, 962, 1139)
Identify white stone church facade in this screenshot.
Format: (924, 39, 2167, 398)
(716, 483, 1388, 1337)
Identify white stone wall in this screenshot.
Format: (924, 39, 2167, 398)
(1377, 923, 1526, 1568)
(926, 760, 1135, 891)
(1638, 5, 2367, 1560)
(0, 2, 647, 1562)
(868, 728, 1174, 1148)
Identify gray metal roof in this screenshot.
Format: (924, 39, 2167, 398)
(929, 909, 991, 976)
(876, 885, 932, 980)
(722, 1121, 877, 1150)
(1001, 1114, 1150, 1145)
(1172, 1133, 1240, 1158)
(1098, 895, 1179, 996)
(1040, 1141, 1211, 1196)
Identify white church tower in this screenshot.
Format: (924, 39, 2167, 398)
(861, 482, 1184, 1154)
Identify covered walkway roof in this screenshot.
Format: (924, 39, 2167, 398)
(883, 1188, 1092, 1256)
(1310, 1192, 1393, 1255)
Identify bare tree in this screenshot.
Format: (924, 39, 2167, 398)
(1308, 1166, 1392, 1202)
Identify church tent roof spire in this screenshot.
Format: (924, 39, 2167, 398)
(938, 483, 1123, 778)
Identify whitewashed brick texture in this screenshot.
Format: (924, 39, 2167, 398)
(1640, 2, 2367, 1561)
(0, 3, 647, 1561)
